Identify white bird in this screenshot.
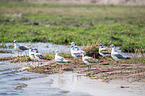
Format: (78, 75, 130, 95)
(35, 53, 48, 61)
(70, 42, 86, 58)
(98, 44, 111, 57)
(13, 40, 29, 56)
(29, 47, 48, 61)
(70, 42, 75, 47)
(82, 53, 99, 71)
(110, 44, 130, 61)
(55, 50, 71, 63)
(55, 50, 71, 70)
(29, 48, 36, 60)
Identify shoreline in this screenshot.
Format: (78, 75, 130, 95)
(0, 55, 145, 83)
(0, 57, 145, 95)
(1, 61, 144, 96)
(0, 50, 145, 96)
(50, 72, 145, 96)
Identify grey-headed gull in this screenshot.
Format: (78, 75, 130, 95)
(110, 44, 130, 61)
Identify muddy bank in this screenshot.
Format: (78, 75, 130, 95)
(1, 55, 144, 83)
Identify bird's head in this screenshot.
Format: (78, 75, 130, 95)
(33, 48, 38, 53)
(110, 44, 115, 48)
(97, 44, 103, 48)
(70, 42, 75, 46)
(55, 50, 59, 54)
(81, 51, 86, 57)
(13, 40, 17, 43)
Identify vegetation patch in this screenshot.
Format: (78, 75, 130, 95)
(0, 50, 13, 53)
(0, 56, 33, 63)
(0, 2, 144, 52)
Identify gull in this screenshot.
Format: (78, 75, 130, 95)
(70, 42, 86, 58)
(34, 53, 48, 61)
(98, 44, 111, 57)
(13, 40, 29, 56)
(55, 50, 71, 70)
(29, 48, 36, 60)
(82, 53, 99, 71)
(29, 47, 48, 61)
(70, 42, 75, 47)
(110, 44, 130, 61)
(29, 47, 48, 66)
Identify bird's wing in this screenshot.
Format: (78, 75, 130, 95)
(19, 46, 29, 50)
(36, 54, 47, 60)
(100, 50, 111, 54)
(73, 51, 82, 56)
(100, 48, 107, 51)
(56, 56, 64, 61)
(81, 50, 86, 54)
(114, 54, 125, 59)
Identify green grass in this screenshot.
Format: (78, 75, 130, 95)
(0, 2, 145, 52)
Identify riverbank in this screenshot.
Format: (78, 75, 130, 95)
(0, 53, 144, 83)
(1, 61, 144, 96)
(0, 51, 145, 95)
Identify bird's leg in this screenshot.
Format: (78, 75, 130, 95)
(76, 58, 80, 69)
(56, 64, 59, 72)
(20, 52, 22, 56)
(88, 65, 91, 71)
(38, 61, 39, 66)
(61, 65, 62, 71)
(25, 51, 27, 57)
(88, 65, 89, 71)
(59, 65, 61, 72)
(18, 52, 19, 57)
(61, 64, 63, 71)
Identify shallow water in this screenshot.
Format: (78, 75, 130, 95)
(1, 61, 144, 96)
(0, 42, 83, 58)
(0, 42, 143, 58)
(0, 61, 92, 96)
(0, 43, 145, 96)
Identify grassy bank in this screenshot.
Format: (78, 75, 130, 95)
(0, 2, 145, 52)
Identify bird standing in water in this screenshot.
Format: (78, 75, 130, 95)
(110, 44, 130, 61)
(13, 40, 29, 56)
